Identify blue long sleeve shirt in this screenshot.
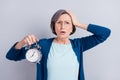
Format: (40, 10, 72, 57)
(6, 24, 111, 80)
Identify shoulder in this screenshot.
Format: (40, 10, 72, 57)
(39, 38, 54, 42)
(38, 38, 54, 46)
(70, 38, 82, 43)
(70, 38, 82, 47)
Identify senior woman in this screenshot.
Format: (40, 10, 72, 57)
(6, 9, 111, 80)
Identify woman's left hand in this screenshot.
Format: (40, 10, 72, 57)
(66, 10, 88, 30)
(66, 10, 81, 27)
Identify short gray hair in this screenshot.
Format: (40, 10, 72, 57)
(50, 9, 76, 35)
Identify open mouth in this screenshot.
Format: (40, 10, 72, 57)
(60, 31, 66, 34)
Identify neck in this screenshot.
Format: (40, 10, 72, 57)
(54, 37, 70, 44)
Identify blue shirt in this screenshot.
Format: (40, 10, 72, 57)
(47, 42, 79, 80)
(6, 24, 111, 80)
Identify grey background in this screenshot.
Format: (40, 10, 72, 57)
(0, 0, 119, 80)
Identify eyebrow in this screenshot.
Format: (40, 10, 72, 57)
(57, 20, 71, 22)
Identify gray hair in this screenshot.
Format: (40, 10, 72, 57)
(50, 9, 76, 35)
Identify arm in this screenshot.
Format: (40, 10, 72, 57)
(6, 34, 39, 61)
(66, 10, 111, 52)
(6, 43, 26, 61)
(80, 24, 111, 52)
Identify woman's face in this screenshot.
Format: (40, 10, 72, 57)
(55, 13, 73, 39)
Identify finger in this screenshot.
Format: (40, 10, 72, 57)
(33, 34, 39, 41)
(28, 35, 34, 44)
(35, 36, 39, 42)
(26, 37, 32, 45)
(31, 34, 38, 43)
(28, 34, 39, 44)
(66, 10, 80, 27)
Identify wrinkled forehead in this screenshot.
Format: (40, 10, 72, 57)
(56, 14, 72, 22)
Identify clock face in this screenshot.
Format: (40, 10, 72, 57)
(26, 48, 42, 63)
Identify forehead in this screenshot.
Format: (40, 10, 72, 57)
(57, 14, 71, 21)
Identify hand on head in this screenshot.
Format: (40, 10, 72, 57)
(66, 10, 82, 27)
(66, 10, 88, 30)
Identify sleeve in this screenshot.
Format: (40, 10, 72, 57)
(6, 42, 27, 61)
(80, 24, 111, 52)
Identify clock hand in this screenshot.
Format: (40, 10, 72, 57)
(30, 51, 35, 57)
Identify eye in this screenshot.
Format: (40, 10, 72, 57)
(65, 21, 70, 24)
(56, 21, 61, 24)
(66, 22, 69, 24)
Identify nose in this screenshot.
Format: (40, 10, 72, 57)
(61, 22, 65, 29)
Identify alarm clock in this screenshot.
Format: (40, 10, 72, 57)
(25, 43, 42, 64)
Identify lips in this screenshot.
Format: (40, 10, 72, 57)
(60, 31, 66, 34)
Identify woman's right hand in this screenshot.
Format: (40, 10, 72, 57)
(15, 34, 39, 49)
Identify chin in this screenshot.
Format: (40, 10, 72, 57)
(57, 35, 69, 39)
